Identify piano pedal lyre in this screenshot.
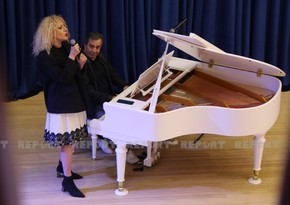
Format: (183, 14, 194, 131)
(152, 150, 161, 164)
(248, 170, 262, 185)
(143, 142, 161, 167)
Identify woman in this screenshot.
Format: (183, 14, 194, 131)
(32, 15, 88, 198)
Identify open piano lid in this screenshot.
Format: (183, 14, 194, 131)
(153, 29, 285, 77)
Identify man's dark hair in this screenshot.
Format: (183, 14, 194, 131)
(84, 32, 103, 44)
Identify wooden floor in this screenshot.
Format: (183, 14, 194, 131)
(4, 91, 290, 205)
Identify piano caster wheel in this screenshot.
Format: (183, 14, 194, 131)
(248, 170, 262, 184)
(248, 177, 262, 185)
(114, 182, 129, 196)
(115, 188, 128, 196)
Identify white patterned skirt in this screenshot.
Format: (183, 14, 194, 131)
(44, 111, 88, 147)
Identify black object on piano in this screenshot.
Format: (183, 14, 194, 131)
(117, 99, 134, 105)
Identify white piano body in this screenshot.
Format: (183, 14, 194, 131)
(87, 30, 285, 195)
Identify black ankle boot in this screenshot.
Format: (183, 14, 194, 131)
(56, 160, 83, 179)
(62, 176, 85, 198)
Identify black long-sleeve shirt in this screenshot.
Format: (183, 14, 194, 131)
(36, 42, 86, 114)
(82, 53, 128, 118)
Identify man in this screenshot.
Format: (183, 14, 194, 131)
(82, 32, 139, 163)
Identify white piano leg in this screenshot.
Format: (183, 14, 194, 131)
(248, 133, 266, 185)
(91, 134, 98, 160)
(114, 142, 128, 196)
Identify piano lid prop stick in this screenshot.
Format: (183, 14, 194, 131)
(149, 39, 170, 113)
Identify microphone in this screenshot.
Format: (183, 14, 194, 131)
(69, 39, 77, 46)
(69, 39, 82, 58)
(170, 18, 187, 33)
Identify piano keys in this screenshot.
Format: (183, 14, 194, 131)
(87, 29, 285, 195)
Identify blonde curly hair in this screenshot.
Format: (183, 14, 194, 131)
(32, 15, 69, 56)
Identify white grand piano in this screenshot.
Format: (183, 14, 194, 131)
(87, 29, 285, 195)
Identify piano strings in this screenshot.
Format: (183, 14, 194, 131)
(130, 68, 275, 112)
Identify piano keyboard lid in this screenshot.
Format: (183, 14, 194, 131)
(153, 29, 285, 77)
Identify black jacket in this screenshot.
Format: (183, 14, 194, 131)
(82, 53, 128, 119)
(36, 42, 86, 114)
